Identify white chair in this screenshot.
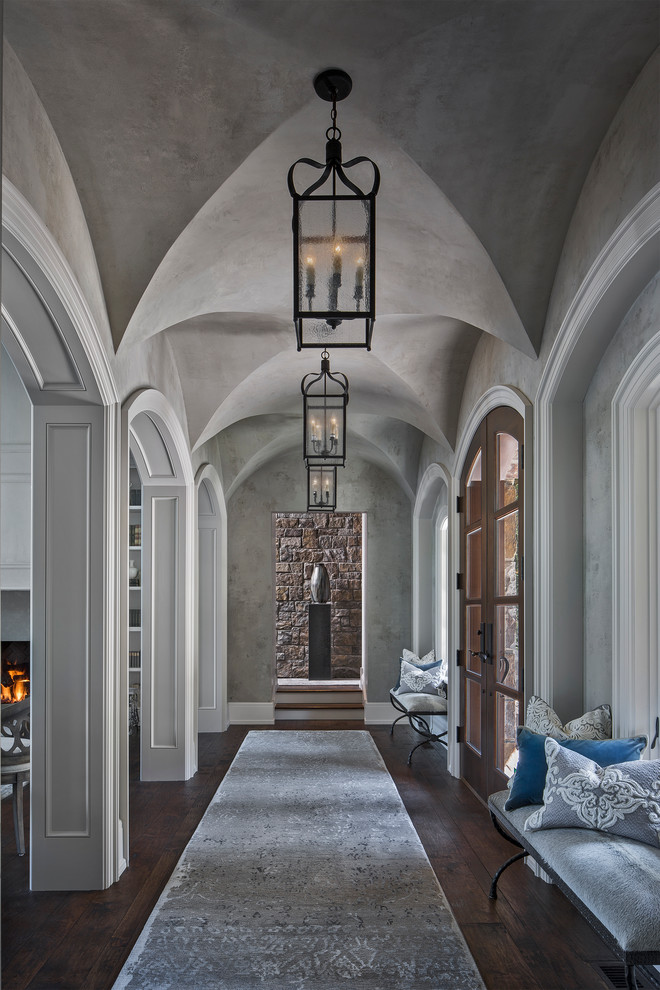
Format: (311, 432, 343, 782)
(1, 697, 30, 856)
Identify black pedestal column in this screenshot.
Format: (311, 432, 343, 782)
(308, 603, 331, 679)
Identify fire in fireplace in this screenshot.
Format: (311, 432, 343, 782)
(1, 642, 30, 705)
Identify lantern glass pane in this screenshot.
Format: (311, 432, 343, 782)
(297, 198, 371, 317)
(302, 319, 372, 347)
(308, 467, 336, 511)
(304, 394, 345, 464)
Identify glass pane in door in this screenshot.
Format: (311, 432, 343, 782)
(495, 509, 519, 596)
(495, 604, 520, 689)
(466, 529, 482, 599)
(466, 677, 482, 754)
(496, 692, 519, 777)
(466, 449, 482, 525)
(496, 433, 519, 509)
(466, 604, 482, 674)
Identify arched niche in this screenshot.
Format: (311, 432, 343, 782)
(412, 463, 452, 768)
(2, 181, 120, 890)
(612, 329, 660, 746)
(535, 187, 660, 717)
(413, 463, 450, 657)
(121, 390, 196, 808)
(196, 463, 228, 732)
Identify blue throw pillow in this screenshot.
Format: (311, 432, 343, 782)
(504, 726, 647, 811)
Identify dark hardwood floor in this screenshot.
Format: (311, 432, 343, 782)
(2, 722, 620, 990)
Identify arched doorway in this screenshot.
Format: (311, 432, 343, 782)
(122, 391, 196, 787)
(459, 406, 524, 801)
(535, 187, 660, 716)
(2, 185, 119, 890)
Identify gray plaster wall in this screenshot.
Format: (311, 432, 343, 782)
(449, 48, 659, 480)
(112, 334, 190, 446)
(226, 449, 411, 707)
(583, 272, 660, 708)
(542, 49, 659, 365)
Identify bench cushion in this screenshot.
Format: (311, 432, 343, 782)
(391, 691, 447, 714)
(490, 789, 660, 954)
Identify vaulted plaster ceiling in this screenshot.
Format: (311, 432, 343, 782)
(4, 0, 658, 490)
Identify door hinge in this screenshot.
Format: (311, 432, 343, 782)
(456, 648, 462, 667)
(456, 725, 463, 744)
(520, 444, 524, 471)
(521, 555, 524, 581)
(456, 572, 463, 590)
(456, 495, 464, 513)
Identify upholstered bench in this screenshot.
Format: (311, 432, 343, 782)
(488, 789, 660, 990)
(389, 690, 448, 765)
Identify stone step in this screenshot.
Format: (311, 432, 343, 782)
(275, 701, 364, 710)
(275, 690, 363, 705)
(274, 703, 364, 721)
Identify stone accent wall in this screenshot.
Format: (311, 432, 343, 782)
(275, 512, 362, 679)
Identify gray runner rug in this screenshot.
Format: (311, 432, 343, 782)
(113, 730, 485, 989)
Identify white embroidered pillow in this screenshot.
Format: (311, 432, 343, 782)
(402, 648, 436, 667)
(525, 738, 660, 847)
(397, 659, 445, 696)
(526, 695, 611, 740)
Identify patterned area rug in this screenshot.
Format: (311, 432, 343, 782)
(113, 730, 485, 989)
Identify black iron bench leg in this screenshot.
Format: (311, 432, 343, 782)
(489, 850, 527, 899)
(407, 738, 432, 765)
(390, 713, 409, 736)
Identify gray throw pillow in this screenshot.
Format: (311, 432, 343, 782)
(526, 695, 612, 740)
(525, 738, 660, 847)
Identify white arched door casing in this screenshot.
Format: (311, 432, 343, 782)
(2, 182, 120, 891)
(613, 329, 660, 750)
(196, 464, 228, 733)
(122, 392, 196, 790)
(535, 188, 660, 716)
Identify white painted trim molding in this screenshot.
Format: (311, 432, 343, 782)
(363, 702, 395, 724)
(195, 463, 228, 733)
(612, 329, 660, 746)
(2, 178, 116, 407)
(228, 702, 275, 725)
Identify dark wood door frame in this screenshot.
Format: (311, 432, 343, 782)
(459, 406, 524, 801)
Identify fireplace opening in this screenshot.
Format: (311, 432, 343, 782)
(1, 642, 30, 705)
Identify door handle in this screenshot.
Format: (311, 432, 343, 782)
(470, 622, 493, 664)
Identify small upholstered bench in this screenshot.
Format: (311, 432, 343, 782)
(488, 789, 660, 990)
(389, 690, 448, 765)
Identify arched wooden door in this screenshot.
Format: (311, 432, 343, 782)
(459, 406, 524, 800)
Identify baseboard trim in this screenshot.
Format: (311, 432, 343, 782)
(363, 702, 394, 724)
(228, 702, 275, 725)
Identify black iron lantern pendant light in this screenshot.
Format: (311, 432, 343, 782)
(288, 68, 380, 350)
(307, 465, 337, 511)
(301, 350, 348, 468)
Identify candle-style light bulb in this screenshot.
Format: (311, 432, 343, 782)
(329, 243, 342, 311)
(354, 255, 364, 310)
(305, 255, 316, 309)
